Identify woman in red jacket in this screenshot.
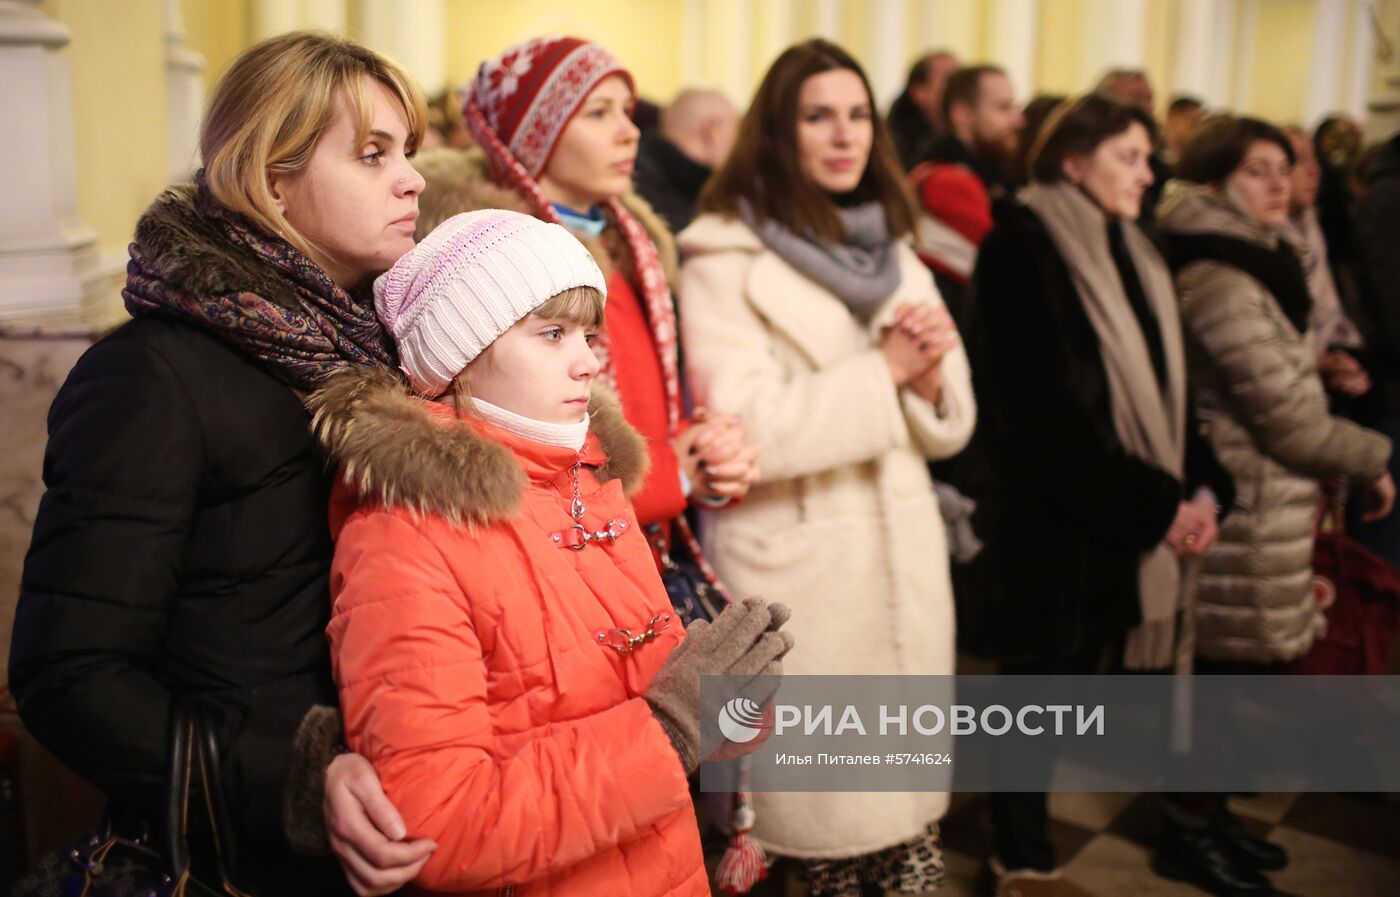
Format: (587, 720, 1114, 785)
(412, 37, 759, 600)
(314, 209, 791, 896)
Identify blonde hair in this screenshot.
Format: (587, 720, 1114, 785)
(451, 285, 606, 407)
(200, 31, 427, 263)
(532, 284, 606, 329)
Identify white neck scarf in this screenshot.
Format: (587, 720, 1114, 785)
(473, 397, 589, 451)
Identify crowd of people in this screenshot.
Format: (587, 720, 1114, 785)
(7, 26, 1399, 897)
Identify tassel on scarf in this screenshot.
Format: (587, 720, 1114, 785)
(714, 759, 768, 895)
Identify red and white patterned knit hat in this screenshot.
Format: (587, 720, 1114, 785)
(468, 36, 635, 179)
(460, 35, 682, 434)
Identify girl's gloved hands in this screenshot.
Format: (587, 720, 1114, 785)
(645, 597, 793, 774)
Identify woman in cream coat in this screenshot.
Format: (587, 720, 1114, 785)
(678, 39, 974, 896)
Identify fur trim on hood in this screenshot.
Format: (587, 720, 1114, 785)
(132, 184, 307, 309)
(412, 146, 681, 289)
(307, 366, 649, 527)
(1156, 179, 1281, 249)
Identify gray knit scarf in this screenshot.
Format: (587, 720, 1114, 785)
(739, 199, 901, 319)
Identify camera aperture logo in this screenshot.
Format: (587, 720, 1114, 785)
(717, 697, 768, 743)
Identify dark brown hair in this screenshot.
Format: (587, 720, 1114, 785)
(1176, 115, 1295, 184)
(698, 39, 917, 242)
(1016, 93, 1067, 184)
(902, 49, 954, 91)
(1028, 94, 1157, 184)
(940, 64, 1005, 129)
(1168, 94, 1204, 116)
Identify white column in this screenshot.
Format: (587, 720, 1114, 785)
(869, 0, 906, 107)
(0, 0, 121, 330)
(1206, 0, 1238, 110)
(252, 0, 345, 39)
(988, 0, 1039, 103)
(251, 0, 302, 39)
(681, 0, 705, 88)
(1079, 0, 1146, 91)
(1346, 0, 1374, 123)
(812, 0, 841, 42)
(1231, 0, 1260, 113)
(1172, 0, 1217, 103)
(1303, 0, 1347, 128)
(356, 0, 445, 94)
(163, 0, 204, 182)
(699, 0, 753, 104)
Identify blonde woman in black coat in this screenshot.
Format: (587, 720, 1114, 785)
(11, 34, 436, 896)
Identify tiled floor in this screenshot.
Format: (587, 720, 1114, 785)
(730, 791, 1400, 897)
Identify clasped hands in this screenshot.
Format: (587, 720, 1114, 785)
(881, 302, 959, 405)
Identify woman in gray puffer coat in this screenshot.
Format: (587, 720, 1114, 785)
(1157, 116, 1395, 666)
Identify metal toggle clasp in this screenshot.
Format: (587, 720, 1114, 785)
(550, 517, 630, 550)
(593, 612, 673, 654)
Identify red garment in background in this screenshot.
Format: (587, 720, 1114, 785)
(1293, 529, 1400, 674)
(909, 161, 994, 285)
(603, 269, 687, 530)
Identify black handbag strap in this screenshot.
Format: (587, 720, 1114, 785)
(192, 703, 249, 896)
(162, 698, 254, 897)
(164, 701, 195, 880)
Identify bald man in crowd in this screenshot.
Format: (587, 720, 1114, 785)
(887, 50, 961, 168)
(633, 88, 738, 234)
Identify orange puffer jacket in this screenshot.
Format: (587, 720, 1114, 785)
(310, 368, 708, 897)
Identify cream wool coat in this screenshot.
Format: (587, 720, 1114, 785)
(677, 213, 976, 859)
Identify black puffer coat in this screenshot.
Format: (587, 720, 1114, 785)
(9, 188, 351, 895)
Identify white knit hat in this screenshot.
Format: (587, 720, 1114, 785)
(374, 209, 607, 395)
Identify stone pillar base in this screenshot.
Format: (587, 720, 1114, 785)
(0, 228, 126, 335)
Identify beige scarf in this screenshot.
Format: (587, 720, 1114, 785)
(1022, 182, 1190, 670)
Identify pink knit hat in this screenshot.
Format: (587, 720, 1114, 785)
(465, 36, 634, 179)
(374, 209, 606, 396)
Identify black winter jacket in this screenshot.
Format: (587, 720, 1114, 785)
(951, 200, 1233, 662)
(10, 212, 351, 892)
(632, 133, 711, 236)
(1356, 134, 1400, 414)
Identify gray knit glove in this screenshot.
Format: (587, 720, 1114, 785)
(646, 597, 794, 775)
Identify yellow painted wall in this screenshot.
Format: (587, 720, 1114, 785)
(35, 0, 1375, 269)
(50, 0, 170, 257)
(1142, 0, 1177, 114)
(1246, 0, 1316, 124)
(442, 0, 684, 101)
(840, 0, 871, 69)
(183, 0, 253, 90)
(918, 0, 981, 60)
(1034, 0, 1082, 95)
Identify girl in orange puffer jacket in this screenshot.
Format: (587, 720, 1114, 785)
(311, 209, 791, 897)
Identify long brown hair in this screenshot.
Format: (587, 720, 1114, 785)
(699, 39, 917, 242)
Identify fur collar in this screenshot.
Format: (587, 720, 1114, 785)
(307, 366, 649, 527)
(132, 184, 307, 308)
(412, 146, 680, 288)
(1156, 180, 1280, 250)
